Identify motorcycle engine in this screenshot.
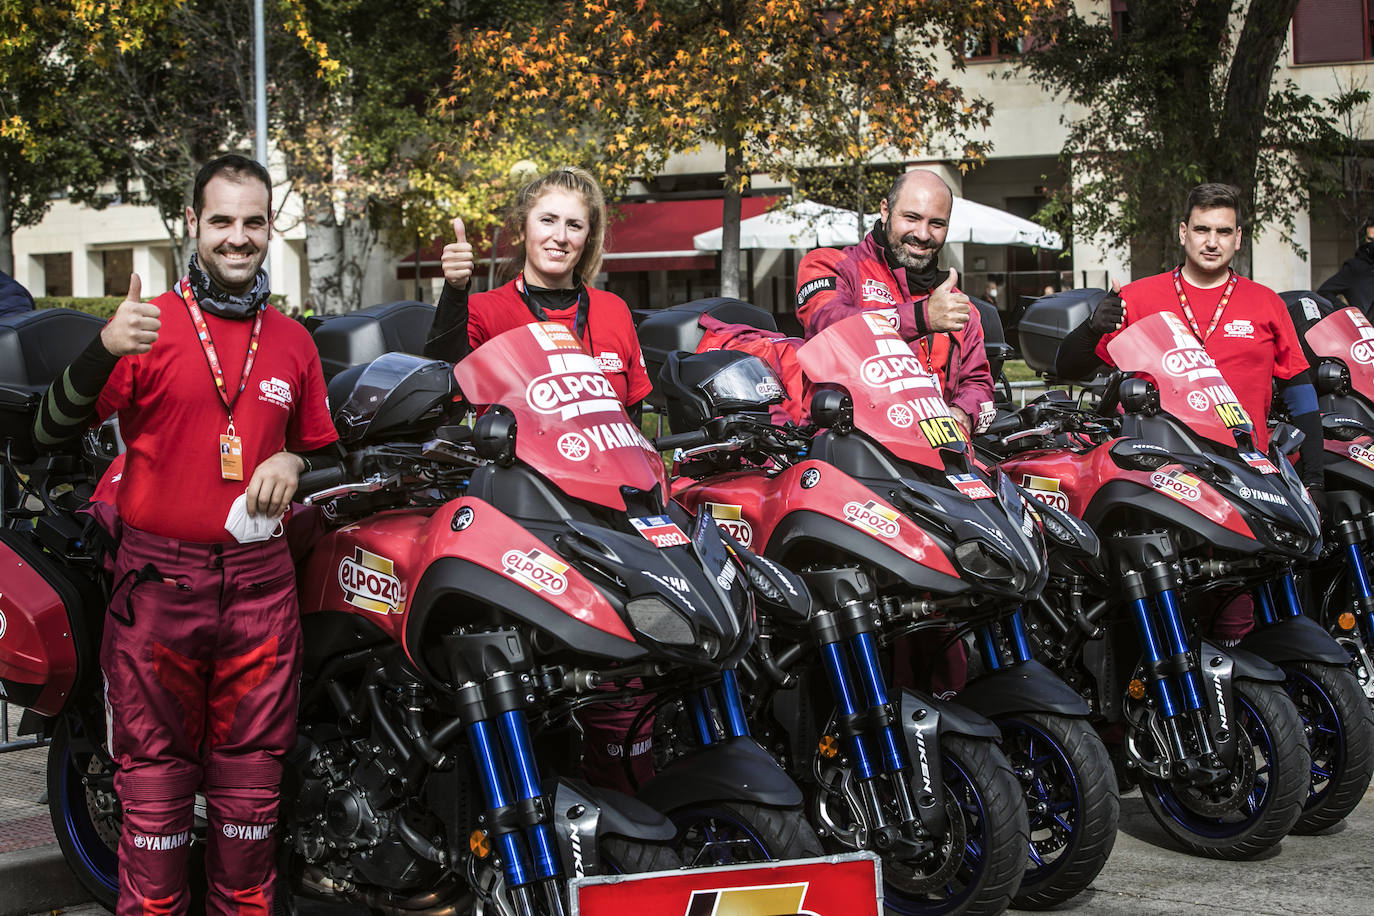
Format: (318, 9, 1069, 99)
(289, 734, 445, 890)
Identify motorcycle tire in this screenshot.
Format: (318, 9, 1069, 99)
(996, 713, 1119, 910)
(599, 835, 685, 874)
(879, 734, 1029, 916)
(1139, 679, 1309, 859)
(1284, 661, 1374, 835)
(48, 719, 120, 912)
(669, 801, 822, 868)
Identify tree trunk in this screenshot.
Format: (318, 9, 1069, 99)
(340, 215, 376, 312)
(0, 165, 12, 277)
(306, 192, 344, 314)
(720, 132, 743, 300)
(1215, 0, 1302, 274)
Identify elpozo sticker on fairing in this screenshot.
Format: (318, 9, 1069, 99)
(1022, 474, 1069, 510)
(706, 503, 754, 548)
(339, 548, 403, 615)
(1348, 442, 1374, 469)
(1150, 470, 1202, 503)
(501, 548, 570, 596)
(843, 500, 901, 538)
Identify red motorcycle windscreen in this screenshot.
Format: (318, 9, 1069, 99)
(454, 322, 667, 510)
(796, 312, 966, 469)
(1306, 306, 1374, 402)
(1106, 311, 1253, 449)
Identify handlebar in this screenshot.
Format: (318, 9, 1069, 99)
(654, 429, 711, 451)
(296, 466, 348, 502)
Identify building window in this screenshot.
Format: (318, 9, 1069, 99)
(102, 249, 133, 297)
(1111, 0, 1131, 38)
(1293, 0, 1373, 63)
(964, 29, 1024, 61)
(41, 252, 72, 297)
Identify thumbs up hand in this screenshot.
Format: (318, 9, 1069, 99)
(441, 217, 474, 289)
(925, 268, 971, 333)
(100, 273, 161, 356)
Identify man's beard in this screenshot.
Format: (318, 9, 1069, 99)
(887, 229, 940, 271)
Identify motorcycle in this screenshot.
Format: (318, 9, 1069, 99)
(649, 309, 1119, 912)
(991, 308, 1349, 855)
(0, 314, 817, 916)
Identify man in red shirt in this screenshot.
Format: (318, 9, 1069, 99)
(794, 168, 995, 435)
(34, 155, 337, 915)
(1055, 182, 1325, 641)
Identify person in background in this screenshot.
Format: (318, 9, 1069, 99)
(984, 277, 1000, 308)
(1318, 217, 1374, 315)
(32, 154, 338, 915)
(0, 268, 35, 318)
(423, 166, 655, 792)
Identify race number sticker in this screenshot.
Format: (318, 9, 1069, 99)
(630, 515, 691, 549)
(1239, 451, 1278, 475)
(947, 473, 995, 500)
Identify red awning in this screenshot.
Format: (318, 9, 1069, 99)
(396, 196, 779, 279)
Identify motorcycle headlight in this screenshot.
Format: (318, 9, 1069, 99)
(743, 562, 783, 603)
(626, 597, 695, 645)
(955, 540, 1015, 582)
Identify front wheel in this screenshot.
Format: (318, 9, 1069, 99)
(1138, 680, 1309, 859)
(1284, 661, 1374, 834)
(878, 735, 1029, 916)
(669, 801, 822, 868)
(996, 713, 1119, 910)
(48, 718, 120, 911)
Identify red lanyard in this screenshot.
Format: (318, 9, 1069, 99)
(1172, 266, 1237, 342)
(177, 276, 264, 421)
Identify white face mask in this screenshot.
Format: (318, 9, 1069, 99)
(223, 492, 285, 544)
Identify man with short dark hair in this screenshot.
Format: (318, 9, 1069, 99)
(1318, 217, 1374, 315)
(34, 153, 338, 915)
(1055, 182, 1324, 643)
(795, 168, 995, 436)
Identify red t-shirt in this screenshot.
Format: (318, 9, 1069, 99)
(96, 288, 337, 542)
(467, 280, 653, 407)
(1096, 271, 1308, 449)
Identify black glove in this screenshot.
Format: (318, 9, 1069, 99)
(1309, 485, 1328, 528)
(1089, 291, 1125, 335)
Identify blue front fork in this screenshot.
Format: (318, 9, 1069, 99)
(687, 667, 753, 748)
(975, 607, 1035, 672)
(1344, 544, 1374, 643)
(1127, 587, 1217, 761)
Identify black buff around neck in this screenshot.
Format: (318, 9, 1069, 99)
(187, 254, 271, 319)
(523, 280, 582, 318)
(873, 219, 942, 294)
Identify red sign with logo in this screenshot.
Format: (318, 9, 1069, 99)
(570, 853, 881, 916)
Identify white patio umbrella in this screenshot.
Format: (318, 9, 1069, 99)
(692, 198, 1062, 251)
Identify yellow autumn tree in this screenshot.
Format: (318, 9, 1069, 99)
(423, 0, 1059, 295)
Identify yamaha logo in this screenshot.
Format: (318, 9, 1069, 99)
(1161, 346, 1215, 376)
(557, 432, 591, 461)
(887, 403, 915, 428)
(800, 468, 821, 489)
(451, 506, 474, 531)
(1187, 390, 1210, 412)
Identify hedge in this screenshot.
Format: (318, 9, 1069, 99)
(36, 293, 287, 319)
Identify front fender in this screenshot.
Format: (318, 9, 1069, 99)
(958, 658, 1091, 718)
(1239, 614, 1350, 667)
(549, 778, 676, 880)
(896, 690, 1002, 837)
(635, 737, 802, 811)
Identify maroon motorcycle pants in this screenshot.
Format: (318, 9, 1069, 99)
(101, 525, 302, 916)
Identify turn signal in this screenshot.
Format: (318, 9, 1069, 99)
(818, 735, 839, 758)
(1338, 612, 1358, 631)
(1127, 679, 1147, 700)
(469, 830, 491, 858)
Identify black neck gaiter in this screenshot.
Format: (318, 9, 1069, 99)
(187, 254, 271, 319)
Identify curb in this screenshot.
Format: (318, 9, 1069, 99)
(0, 844, 94, 916)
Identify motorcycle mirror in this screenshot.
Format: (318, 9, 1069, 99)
(1270, 422, 1304, 458)
(1119, 378, 1158, 414)
(472, 407, 517, 466)
(810, 389, 853, 432)
(1315, 360, 1350, 396)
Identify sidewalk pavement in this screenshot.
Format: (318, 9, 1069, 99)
(0, 744, 91, 916)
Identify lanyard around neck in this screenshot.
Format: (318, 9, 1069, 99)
(177, 276, 264, 420)
(1172, 266, 1238, 342)
(517, 273, 590, 342)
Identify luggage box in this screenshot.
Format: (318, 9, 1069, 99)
(636, 298, 776, 406)
(0, 308, 105, 462)
(1016, 289, 1102, 375)
(310, 300, 436, 381)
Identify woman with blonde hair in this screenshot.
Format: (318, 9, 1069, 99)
(424, 166, 651, 413)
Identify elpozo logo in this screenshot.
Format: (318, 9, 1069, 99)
(684, 883, 819, 916)
(1351, 337, 1374, 365)
(1150, 471, 1202, 503)
(526, 365, 619, 415)
(844, 500, 900, 538)
(258, 377, 292, 409)
(339, 548, 403, 615)
(501, 548, 570, 595)
(1022, 475, 1069, 511)
(706, 503, 754, 549)
(1161, 346, 1215, 377)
